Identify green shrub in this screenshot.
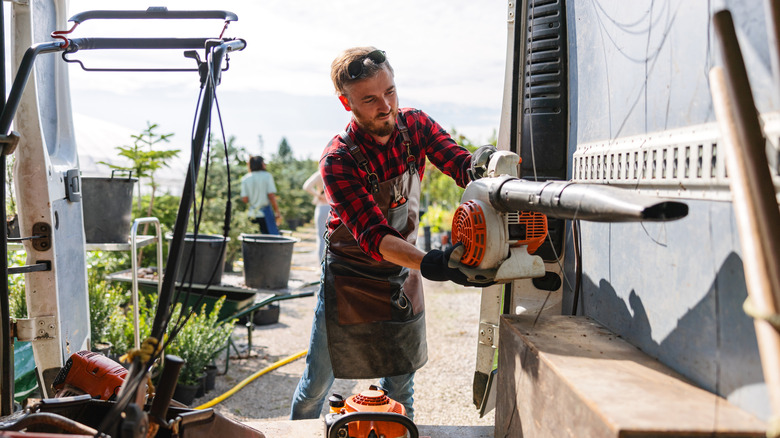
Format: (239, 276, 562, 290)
(8, 252, 26, 319)
(88, 279, 126, 346)
(165, 297, 235, 385)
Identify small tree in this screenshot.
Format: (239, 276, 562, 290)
(99, 122, 179, 220)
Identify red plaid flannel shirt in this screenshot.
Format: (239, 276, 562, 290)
(321, 108, 472, 261)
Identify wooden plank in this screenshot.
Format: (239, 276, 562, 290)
(496, 314, 767, 437)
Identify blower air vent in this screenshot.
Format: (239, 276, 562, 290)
(508, 212, 548, 254)
(452, 200, 488, 267)
(352, 390, 390, 406)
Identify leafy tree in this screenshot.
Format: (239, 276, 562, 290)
(266, 138, 318, 229)
(276, 137, 293, 164)
(420, 129, 496, 231)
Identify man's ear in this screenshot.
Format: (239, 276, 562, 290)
(338, 95, 351, 112)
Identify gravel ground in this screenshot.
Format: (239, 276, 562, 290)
(191, 224, 495, 430)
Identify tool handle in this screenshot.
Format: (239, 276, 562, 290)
(149, 355, 185, 426)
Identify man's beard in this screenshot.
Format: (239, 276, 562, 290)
(355, 107, 398, 139)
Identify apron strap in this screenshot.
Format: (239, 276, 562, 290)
(396, 115, 417, 175)
(340, 131, 380, 194)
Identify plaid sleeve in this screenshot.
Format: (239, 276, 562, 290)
(405, 110, 472, 188)
(321, 139, 403, 261)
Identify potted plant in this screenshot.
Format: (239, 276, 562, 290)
(166, 297, 235, 405)
(87, 276, 125, 356)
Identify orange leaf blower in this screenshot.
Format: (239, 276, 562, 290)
(324, 386, 418, 438)
(451, 151, 547, 282)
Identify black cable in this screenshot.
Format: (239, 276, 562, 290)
(162, 44, 231, 353)
(570, 220, 582, 315)
(97, 45, 235, 435)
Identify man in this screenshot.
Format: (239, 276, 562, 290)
(290, 47, 492, 421)
(240, 156, 281, 235)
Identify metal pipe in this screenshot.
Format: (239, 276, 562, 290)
(67, 37, 211, 51)
(0, 42, 64, 136)
(712, 8, 780, 420)
(130, 217, 162, 350)
(69, 9, 238, 23)
(486, 178, 688, 222)
(0, 0, 11, 416)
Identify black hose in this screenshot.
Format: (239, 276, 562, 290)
(3, 412, 99, 436)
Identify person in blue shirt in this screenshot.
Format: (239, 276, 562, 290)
(240, 156, 281, 235)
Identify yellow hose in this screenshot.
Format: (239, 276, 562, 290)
(195, 350, 308, 410)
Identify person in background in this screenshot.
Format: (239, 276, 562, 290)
(240, 155, 281, 235)
(290, 46, 494, 422)
(303, 170, 330, 261)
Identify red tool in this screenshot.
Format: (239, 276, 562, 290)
(52, 351, 127, 401)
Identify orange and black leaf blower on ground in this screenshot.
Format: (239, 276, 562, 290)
(324, 386, 418, 438)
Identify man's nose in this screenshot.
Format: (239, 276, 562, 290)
(378, 96, 391, 112)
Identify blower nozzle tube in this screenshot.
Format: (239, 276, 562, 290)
(485, 178, 688, 222)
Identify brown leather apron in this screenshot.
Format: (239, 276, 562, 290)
(323, 117, 426, 379)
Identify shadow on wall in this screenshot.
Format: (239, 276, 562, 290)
(580, 251, 766, 419)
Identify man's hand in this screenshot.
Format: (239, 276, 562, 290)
(420, 243, 495, 287)
(467, 145, 498, 181)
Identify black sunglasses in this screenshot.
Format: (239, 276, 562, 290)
(347, 50, 387, 79)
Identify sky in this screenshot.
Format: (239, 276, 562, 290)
(65, 1, 509, 164)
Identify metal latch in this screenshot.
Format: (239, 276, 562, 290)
(65, 169, 81, 202)
(14, 316, 57, 342)
(0, 131, 20, 156)
(479, 322, 499, 348)
(32, 222, 52, 251)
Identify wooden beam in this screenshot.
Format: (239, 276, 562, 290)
(496, 315, 766, 437)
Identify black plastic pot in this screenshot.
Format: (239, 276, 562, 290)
(240, 234, 298, 289)
(204, 365, 218, 392)
(170, 233, 229, 285)
(90, 342, 112, 357)
(81, 173, 137, 243)
(237, 303, 281, 326)
(173, 381, 199, 406)
(195, 374, 206, 398)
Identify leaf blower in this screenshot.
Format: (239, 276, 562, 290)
(324, 386, 418, 438)
(452, 149, 689, 283)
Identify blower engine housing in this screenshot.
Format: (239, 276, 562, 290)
(451, 151, 547, 282)
(324, 387, 417, 438)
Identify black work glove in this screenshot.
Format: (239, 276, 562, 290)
(420, 243, 496, 287)
(467, 145, 498, 181)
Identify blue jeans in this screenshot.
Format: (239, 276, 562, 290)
(290, 270, 416, 420)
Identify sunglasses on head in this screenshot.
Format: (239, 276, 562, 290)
(347, 50, 387, 79)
